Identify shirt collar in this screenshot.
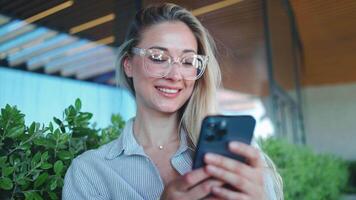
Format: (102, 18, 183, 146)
(122, 118, 146, 156)
(105, 117, 192, 160)
(105, 118, 140, 160)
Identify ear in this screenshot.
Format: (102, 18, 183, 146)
(123, 56, 133, 78)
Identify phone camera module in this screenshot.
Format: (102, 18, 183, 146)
(205, 133, 215, 142)
(207, 122, 216, 130)
(216, 120, 227, 137)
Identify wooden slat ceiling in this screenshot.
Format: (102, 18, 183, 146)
(290, 0, 356, 86)
(0, 0, 115, 42)
(0, 0, 135, 84)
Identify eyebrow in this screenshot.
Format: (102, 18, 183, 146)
(148, 46, 197, 54)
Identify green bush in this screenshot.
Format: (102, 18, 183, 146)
(344, 160, 356, 193)
(0, 99, 124, 200)
(260, 138, 349, 200)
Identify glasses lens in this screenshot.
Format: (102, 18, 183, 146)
(143, 49, 170, 77)
(181, 55, 206, 80)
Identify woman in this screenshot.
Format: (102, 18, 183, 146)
(63, 3, 283, 200)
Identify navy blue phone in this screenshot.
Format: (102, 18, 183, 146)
(192, 115, 256, 169)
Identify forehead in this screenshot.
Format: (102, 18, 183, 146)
(138, 21, 198, 54)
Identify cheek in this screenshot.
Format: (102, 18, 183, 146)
(185, 81, 196, 97)
(131, 61, 151, 87)
(131, 59, 144, 77)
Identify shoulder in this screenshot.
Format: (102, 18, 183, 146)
(63, 140, 122, 199)
(66, 117, 133, 172)
(71, 138, 122, 168)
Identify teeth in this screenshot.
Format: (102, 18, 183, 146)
(157, 87, 179, 94)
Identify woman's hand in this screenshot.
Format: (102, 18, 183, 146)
(160, 168, 223, 200)
(204, 141, 266, 200)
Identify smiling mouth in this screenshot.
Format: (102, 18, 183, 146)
(155, 86, 181, 94)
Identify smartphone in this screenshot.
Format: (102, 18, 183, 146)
(192, 115, 256, 169)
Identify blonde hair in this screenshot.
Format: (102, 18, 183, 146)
(116, 3, 221, 146)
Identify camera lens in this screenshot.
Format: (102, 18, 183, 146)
(217, 120, 227, 136)
(207, 122, 216, 130)
(205, 131, 215, 141)
(218, 120, 227, 130)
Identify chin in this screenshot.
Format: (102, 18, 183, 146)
(156, 105, 181, 114)
(151, 95, 188, 114)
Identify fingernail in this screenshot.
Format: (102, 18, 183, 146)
(205, 153, 215, 162)
(229, 141, 239, 149)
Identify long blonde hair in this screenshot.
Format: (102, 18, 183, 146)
(116, 3, 221, 146)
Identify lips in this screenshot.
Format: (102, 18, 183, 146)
(155, 86, 182, 97)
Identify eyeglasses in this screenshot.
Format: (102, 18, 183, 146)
(131, 47, 208, 80)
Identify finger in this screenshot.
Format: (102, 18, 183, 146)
(229, 142, 264, 168)
(204, 153, 255, 182)
(187, 179, 224, 200)
(206, 165, 258, 195)
(212, 186, 249, 200)
(176, 168, 210, 190)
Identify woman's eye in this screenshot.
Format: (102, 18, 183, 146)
(182, 57, 196, 66)
(149, 54, 168, 63)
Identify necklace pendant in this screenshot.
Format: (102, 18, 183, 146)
(159, 145, 163, 150)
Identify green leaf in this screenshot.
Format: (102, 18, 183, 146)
(32, 192, 43, 200)
(57, 150, 73, 160)
(34, 137, 49, 147)
(40, 162, 53, 170)
(41, 151, 49, 161)
(2, 166, 14, 176)
(26, 149, 31, 157)
(29, 122, 36, 135)
(34, 172, 49, 188)
(72, 127, 94, 137)
(68, 105, 77, 116)
(54, 160, 63, 175)
(24, 191, 43, 200)
(53, 117, 62, 126)
(32, 170, 41, 180)
(0, 156, 7, 166)
(31, 152, 41, 168)
(53, 117, 66, 133)
(49, 177, 57, 191)
(75, 98, 81, 111)
(18, 176, 31, 190)
(16, 177, 27, 186)
(0, 105, 25, 130)
(24, 191, 33, 200)
(0, 177, 13, 190)
(6, 125, 25, 138)
(48, 191, 58, 200)
(78, 112, 93, 122)
(49, 122, 54, 132)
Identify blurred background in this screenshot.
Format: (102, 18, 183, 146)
(0, 0, 355, 198)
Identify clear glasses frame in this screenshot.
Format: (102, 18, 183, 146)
(131, 47, 208, 80)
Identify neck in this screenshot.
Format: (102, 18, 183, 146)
(133, 106, 180, 149)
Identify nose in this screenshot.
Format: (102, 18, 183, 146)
(164, 61, 183, 81)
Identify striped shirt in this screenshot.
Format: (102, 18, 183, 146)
(63, 118, 279, 200)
